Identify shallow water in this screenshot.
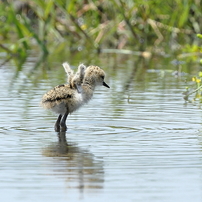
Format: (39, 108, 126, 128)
(1, 56, 202, 202)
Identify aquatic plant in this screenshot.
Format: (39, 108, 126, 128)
(0, 0, 201, 56)
(183, 33, 202, 103)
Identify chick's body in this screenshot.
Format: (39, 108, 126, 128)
(41, 65, 109, 132)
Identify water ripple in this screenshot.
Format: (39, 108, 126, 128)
(1, 61, 202, 202)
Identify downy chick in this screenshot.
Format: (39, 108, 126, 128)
(41, 65, 110, 132)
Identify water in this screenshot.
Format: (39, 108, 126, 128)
(1, 56, 202, 202)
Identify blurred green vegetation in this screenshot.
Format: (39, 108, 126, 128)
(1, 0, 202, 54)
(183, 35, 202, 104)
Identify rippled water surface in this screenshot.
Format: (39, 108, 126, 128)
(1, 57, 202, 202)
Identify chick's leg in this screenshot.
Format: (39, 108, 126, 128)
(60, 111, 69, 132)
(54, 114, 62, 132)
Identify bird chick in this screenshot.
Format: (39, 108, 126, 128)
(41, 65, 110, 132)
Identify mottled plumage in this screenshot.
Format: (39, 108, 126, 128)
(41, 65, 110, 132)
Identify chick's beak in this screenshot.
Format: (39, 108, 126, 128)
(103, 81, 110, 88)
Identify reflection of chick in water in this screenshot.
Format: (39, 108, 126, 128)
(42, 132, 104, 189)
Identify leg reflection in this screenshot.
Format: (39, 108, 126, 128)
(42, 132, 104, 190)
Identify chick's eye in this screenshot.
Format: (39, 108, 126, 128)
(101, 76, 104, 80)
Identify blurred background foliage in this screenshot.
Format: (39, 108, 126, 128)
(0, 0, 201, 59)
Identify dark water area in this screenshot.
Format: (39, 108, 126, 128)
(1, 53, 202, 202)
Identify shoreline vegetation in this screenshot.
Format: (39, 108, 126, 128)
(0, 0, 201, 59)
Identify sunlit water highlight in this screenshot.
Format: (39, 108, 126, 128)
(1, 58, 202, 202)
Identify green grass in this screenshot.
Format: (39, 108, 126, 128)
(0, 0, 201, 69)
